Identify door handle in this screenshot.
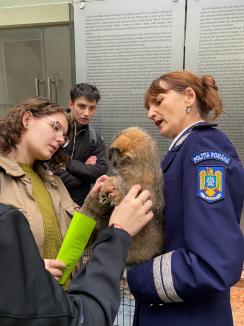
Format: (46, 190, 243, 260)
(34, 77, 45, 96)
(47, 77, 58, 102)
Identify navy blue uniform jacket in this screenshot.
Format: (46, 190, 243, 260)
(127, 123, 244, 326)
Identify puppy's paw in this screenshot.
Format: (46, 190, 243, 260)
(99, 177, 115, 206)
(99, 191, 113, 205)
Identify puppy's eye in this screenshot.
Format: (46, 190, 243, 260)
(120, 156, 132, 165)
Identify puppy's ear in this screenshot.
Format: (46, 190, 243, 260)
(108, 147, 120, 160)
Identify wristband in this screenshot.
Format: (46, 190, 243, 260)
(109, 223, 125, 231)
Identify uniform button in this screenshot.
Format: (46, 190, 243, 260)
(149, 303, 164, 307)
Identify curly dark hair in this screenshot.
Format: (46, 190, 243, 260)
(0, 96, 72, 165)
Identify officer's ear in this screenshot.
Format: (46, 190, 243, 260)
(184, 87, 196, 107)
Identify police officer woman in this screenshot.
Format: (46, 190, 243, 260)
(127, 70, 244, 326)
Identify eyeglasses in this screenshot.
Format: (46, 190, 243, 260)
(42, 117, 69, 148)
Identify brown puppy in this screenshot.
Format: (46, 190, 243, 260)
(99, 127, 164, 265)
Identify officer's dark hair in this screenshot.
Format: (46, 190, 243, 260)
(144, 70, 223, 121)
(70, 83, 100, 103)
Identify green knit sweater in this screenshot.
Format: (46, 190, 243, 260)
(20, 164, 62, 259)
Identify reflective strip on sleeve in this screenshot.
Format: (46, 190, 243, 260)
(153, 251, 183, 303)
(153, 255, 172, 303)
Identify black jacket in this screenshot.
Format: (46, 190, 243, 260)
(0, 204, 131, 326)
(56, 123, 108, 206)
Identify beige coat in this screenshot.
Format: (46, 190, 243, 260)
(0, 152, 109, 256)
(0, 153, 111, 256)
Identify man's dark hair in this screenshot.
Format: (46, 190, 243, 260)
(70, 83, 100, 103)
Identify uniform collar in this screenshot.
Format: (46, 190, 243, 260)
(169, 121, 204, 151)
(169, 121, 217, 152)
(161, 121, 217, 172)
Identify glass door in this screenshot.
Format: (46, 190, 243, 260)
(0, 25, 73, 117)
(0, 27, 44, 115)
(43, 25, 72, 107)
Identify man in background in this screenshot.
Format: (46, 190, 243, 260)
(53, 83, 108, 206)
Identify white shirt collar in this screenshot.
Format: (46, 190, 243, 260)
(169, 121, 204, 151)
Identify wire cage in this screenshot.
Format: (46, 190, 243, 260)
(114, 279, 135, 326)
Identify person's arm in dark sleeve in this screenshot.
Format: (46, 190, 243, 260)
(0, 204, 131, 326)
(56, 168, 83, 188)
(48, 162, 83, 190)
(68, 227, 132, 326)
(68, 134, 108, 182)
